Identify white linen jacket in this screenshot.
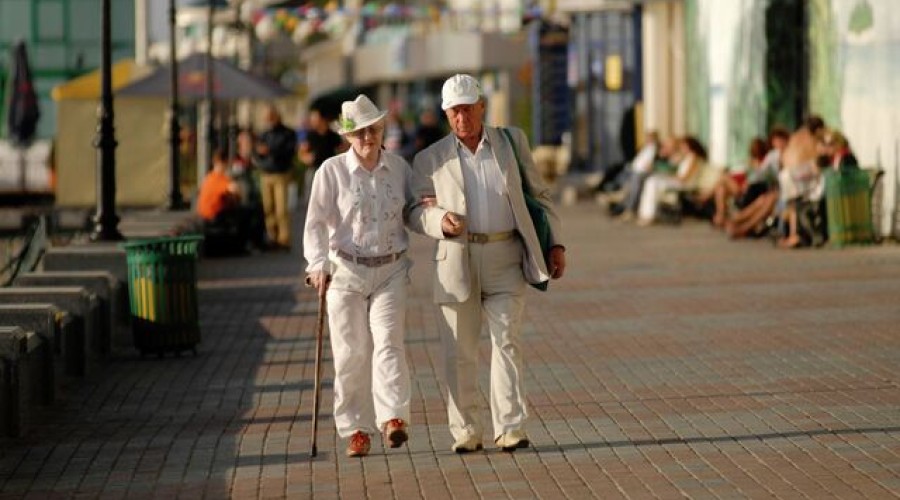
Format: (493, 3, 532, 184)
(407, 126, 563, 304)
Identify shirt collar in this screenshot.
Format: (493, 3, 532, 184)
(454, 129, 490, 154)
(345, 148, 387, 174)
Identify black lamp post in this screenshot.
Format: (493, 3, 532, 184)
(204, 0, 215, 170)
(90, 0, 123, 241)
(167, 0, 185, 210)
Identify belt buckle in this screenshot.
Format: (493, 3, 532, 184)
(470, 233, 487, 244)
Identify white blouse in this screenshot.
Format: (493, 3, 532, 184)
(303, 149, 412, 273)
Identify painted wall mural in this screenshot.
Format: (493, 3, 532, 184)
(685, 0, 898, 235)
(815, 0, 900, 235)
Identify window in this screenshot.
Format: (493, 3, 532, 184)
(36, 0, 66, 42)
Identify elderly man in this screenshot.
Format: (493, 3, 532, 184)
(408, 74, 566, 453)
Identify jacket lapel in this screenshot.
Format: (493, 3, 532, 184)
(441, 137, 465, 192)
(487, 126, 513, 188)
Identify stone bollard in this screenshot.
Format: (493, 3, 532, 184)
(14, 271, 124, 356)
(0, 326, 47, 438)
(0, 288, 100, 377)
(41, 244, 128, 282)
(41, 245, 130, 344)
(0, 304, 77, 397)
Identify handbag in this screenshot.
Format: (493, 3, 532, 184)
(501, 128, 551, 291)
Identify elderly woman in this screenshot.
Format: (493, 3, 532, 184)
(303, 95, 413, 457)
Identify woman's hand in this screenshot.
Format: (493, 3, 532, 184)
(305, 271, 331, 297)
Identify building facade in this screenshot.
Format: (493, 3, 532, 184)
(0, 0, 135, 140)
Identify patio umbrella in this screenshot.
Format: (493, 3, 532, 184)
(116, 53, 292, 100)
(4, 40, 40, 146)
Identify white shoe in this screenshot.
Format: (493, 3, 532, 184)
(495, 430, 530, 452)
(451, 434, 483, 454)
(616, 212, 634, 223)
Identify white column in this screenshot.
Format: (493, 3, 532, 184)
(135, 0, 149, 65)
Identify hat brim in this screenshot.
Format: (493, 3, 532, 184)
(338, 111, 388, 135)
(441, 95, 480, 110)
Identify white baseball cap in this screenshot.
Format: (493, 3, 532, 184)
(441, 74, 482, 110)
(338, 95, 387, 135)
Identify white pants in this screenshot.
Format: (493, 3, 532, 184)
(327, 255, 411, 438)
(438, 237, 527, 442)
(638, 174, 682, 221)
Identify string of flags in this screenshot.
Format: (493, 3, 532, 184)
(250, 2, 544, 45)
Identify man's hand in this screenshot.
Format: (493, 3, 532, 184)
(548, 246, 566, 279)
(305, 271, 331, 297)
(441, 212, 466, 237)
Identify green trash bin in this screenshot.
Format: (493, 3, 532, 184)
(825, 170, 874, 247)
(121, 235, 203, 357)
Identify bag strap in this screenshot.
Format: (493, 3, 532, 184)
(501, 127, 532, 196)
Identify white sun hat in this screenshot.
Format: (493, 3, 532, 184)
(338, 95, 388, 135)
(441, 74, 482, 110)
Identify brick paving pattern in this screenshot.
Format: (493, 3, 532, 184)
(2, 203, 900, 499)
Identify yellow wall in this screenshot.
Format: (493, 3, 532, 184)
(55, 98, 169, 207)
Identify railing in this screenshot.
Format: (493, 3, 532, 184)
(0, 215, 48, 286)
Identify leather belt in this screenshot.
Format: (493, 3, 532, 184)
(337, 249, 406, 267)
(467, 231, 516, 244)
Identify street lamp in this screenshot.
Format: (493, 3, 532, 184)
(90, 0, 123, 241)
(167, 0, 186, 210)
(204, 0, 215, 174)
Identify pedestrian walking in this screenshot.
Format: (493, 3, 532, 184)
(298, 107, 345, 204)
(408, 74, 566, 453)
(254, 105, 297, 251)
(303, 94, 413, 458)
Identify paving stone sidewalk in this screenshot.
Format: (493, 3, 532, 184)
(2, 202, 900, 499)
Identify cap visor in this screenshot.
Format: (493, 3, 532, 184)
(441, 96, 480, 110)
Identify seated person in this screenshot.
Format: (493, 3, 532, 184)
(742, 126, 790, 204)
(771, 116, 827, 248)
(820, 129, 858, 172)
(722, 127, 790, 238)
(636, 136, 706, 225)
(778, 128, 858, 248)
(725, 189, 780, 239)
(614, 131, 664, 220)
(197, 150, 248, 255)
(711, 136, 770, 227)
(778, 116, 826, 207)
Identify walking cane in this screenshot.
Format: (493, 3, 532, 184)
(306, 275, 328, 457)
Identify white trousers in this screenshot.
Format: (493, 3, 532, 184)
(638, 174, 682, 221)
(327, 255, 411, 438)
(438, 237, 527, 442)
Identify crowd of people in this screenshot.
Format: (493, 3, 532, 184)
(194, 99, 448, 256)
(604, 115, 862, 249)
